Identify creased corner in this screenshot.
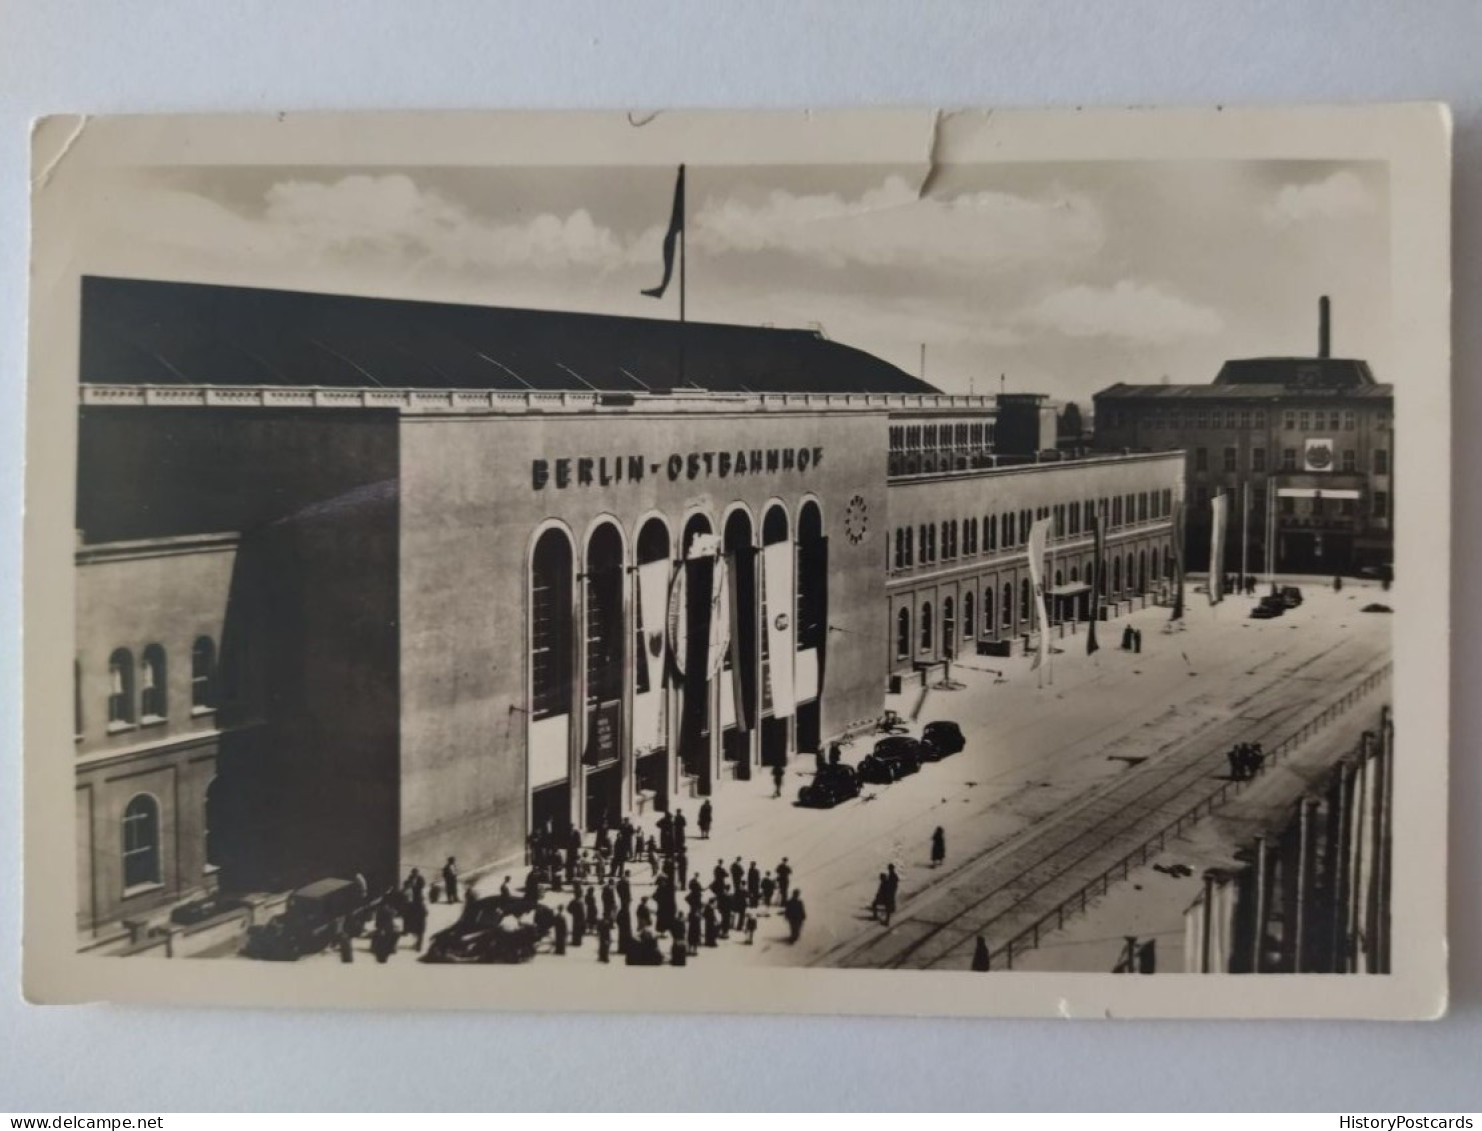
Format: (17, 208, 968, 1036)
(915, 110, 946, 201)
(32, 114, 89, 193)
(627, 110, 661, 129)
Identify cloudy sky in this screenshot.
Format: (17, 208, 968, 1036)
(76, 158, 1390, 406)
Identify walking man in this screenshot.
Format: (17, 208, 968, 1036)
(972, 936, 991, 972)
(569, 889, 586, 947)
(441, 856, 460, 904)
(931, 826, 946, 868)
(552, 906, 568, 956)
(674, 809, 688, 852)
(596, 915, 611, 963)
(776, 858, 793, 904)
(698, 798, 713, 840)
(760, 870, 776, 910)
(784, 891, 807, 943)
(772, 762, 785, 798)
(402, 895, 427, 953)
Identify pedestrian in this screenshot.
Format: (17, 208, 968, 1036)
(698, 799, 713, 840)
(671, 910, 686, 946)
(403, 896, 427, 952)
(745, 913, 758, 945)
(596, 915, 611, 963)
(776, 858, 793, 904)
(499, 875, 512, 899)
(1133, 628, 1142, 654)
(337, 931, 354, 964)
(731, 857, 745, 894)
(657, 811, 674, 856)
(687, 903, 702, 953)
(636, 896, 653, 934)
(647, 839, 660, 877)
(884, 863, 900, 909)
(931, 826, 946, 868)
(617, 870, 632, 911)
(602, 880, 617, 920)
(671, 935, 689, 967)
(584, 886, 599, 928)
(616, 905, 633, 957)
(747, 861, 761, 908)
(972, 936, 991, 972)
(441, 857, 460, 904)
(1227, 746, 1241, 781)
(676, 847, 689, 887)
(403, 867, 426, 904)
(523, 868, 542, 902)
(784, 891, 807, 943)
(815, 748, 828, 774)
(713, 859, 727, 889)
(829, 743, 842, 767)
(761, 871, 776, 909)
(703, 899, 719, 947)
(1334, 574, 1343, 592)
(716, 888, 731, 939)
(552, 906, 568, 956)
(870, 871, 889, 922)
(674, 808, 688, 852)
(569, 889, 586, 946)
(1251, 742, 1266, 777)
(772, 762, 785, 798)
(1121, 624, 1133, 650)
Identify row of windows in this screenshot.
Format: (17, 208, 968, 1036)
(888, 421, 995, 453)
(92, 638, 217, 735)
(890, 490, 1175, 571)
(1188, 488, 1389, 519)
(1193, 446, 1389, 475)
(893, 547, 1173, 660)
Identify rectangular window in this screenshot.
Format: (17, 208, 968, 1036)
(1225, 411, 1237, 429)
(1330, 411, 1342, 430)
(905, 526, 914, 566)
(1240, 411, 1250, 429)
(1195, 447, 1208, 472)
(1255, 411, 1266, 428)
(1283, 411, 1295, 431)
(1374, 491, 1389, 519)
(1375, 449, 1389, 475)
(1281, 495, 1295, 516)
(1344, 411, 1356, 431)
(1252, 447, 1267, 472)
(894, 529, 905, 570)
(1223, 447, 1237, 473)
(1339, 498, 1355, 517)
(1282, 448, 1297, 471)
(1196, 412, 1209, 429)
(1299, 411, 1310, 431)
(1342, 449, 1356, 472)
(1138, 493, 1148, 522)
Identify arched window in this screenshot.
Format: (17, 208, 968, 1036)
(942, 597, 955, 657)
(1070, 564, 1080, 583)
(1054, 569, 1064, 588)
(896, 607, 911, 660)
(1112, 557, 1122, 593)
(1020, 578, 1031, 623)
(531, 528, 574, 720)
(1138, 550, 1148, 593)
(140, 644, 167, 720)
(635, 517, 672, 697)
(983, 586, 995, 636)
(962, 591, 975, 640)
(203, 777, 221, 872)
(122, 793, 161, 890)
(1125, 552, 1136, 593)
(798, 501, 826, 652)
(585, 523, 626, 725)
(107, 648, 135, 727)
(191, 637, 216, 711)
(920, 601, 934, 652)
(1002, 583, 1014, 633)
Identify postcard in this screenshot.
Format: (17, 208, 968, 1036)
(23, 105, 1451, 1017)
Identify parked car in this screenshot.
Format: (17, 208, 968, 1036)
(1249, 603, 1283, 619)
(858, 736, 924, 783)
(919, 720, 966, 760)
(242, 877, 372, 961)
(1279, 586, 1304, 608)
(798, 763, 862, 808)
(423, 894, 553, 964)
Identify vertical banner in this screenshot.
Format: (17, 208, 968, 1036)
(1171, 500, 1186, 621)
(762, 539, 796, 719)
(1027, 516, 1051, 671)
(637, 559, 671, 696)
(1087, 506, 1103, 654)
(1209, 491, 1228, 604)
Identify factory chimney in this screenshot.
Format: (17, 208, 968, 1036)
(1318, 295, 1331, 359)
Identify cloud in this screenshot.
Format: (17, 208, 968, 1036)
(1263, 170, 1377, 227)
(1017, 280, 1223, 344)
(690, 174, 1103, 271)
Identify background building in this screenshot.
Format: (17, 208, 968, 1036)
(1092, 298, 1393, 575)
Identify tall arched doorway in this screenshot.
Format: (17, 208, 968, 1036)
(795, 500, 826, 756)
(583, 521, 626, 831)
(942, 596, 955, 659)
(633, 517, 671, 810)
(759, 504, 793, 769)
(678, 513, 717, 793)
(529, 527, 575, 839)
(722, 508, 757, 779)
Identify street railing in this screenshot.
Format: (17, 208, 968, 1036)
(995, 661, 1393, 969)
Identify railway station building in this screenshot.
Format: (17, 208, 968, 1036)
(72, 276, 1182, 937)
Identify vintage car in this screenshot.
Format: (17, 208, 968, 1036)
(241, 878, 372, 961)
(1279, 585, 1304, 608)
(798, 763, 862, 808)
(858, 736, 924, 783)
(422, 894, 554, 965)
(919, 720, 966, 760)
(1249, 602, 1283, 619)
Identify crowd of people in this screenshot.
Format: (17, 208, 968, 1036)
(1226, 741, 1266, 782)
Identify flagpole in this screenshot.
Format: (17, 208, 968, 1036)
(1241, 480, 1250, 595)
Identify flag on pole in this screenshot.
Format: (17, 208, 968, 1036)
(1087, 506, 1103, 654)
(1209, 491, 1228, 605)
(641, 165, 685, 299)
(1027, 517, 1052, 670)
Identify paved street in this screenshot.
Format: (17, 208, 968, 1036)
(287, 577, 1391, 972)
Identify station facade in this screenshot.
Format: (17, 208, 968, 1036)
(71, 276, 1184, 937)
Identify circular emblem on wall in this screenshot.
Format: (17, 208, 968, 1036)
(774, 611, 790, 632)
(844, 493, 870, 544)
(1305, 440, 1334, 471)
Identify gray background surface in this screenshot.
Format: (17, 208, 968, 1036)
(2, 0, 1478, 1111)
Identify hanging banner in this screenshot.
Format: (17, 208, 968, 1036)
(1172, 499, 1186, 620)
(762, 539, 796, 719)
(1087, 506, 1103, 653)
(1027, 516, 1052, 670)
(724, 552, 750, 730)
(637, 559, 671, 691)
(1209, 492, 1228, 605)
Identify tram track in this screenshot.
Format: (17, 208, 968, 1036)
(818, 646, 1390, 970)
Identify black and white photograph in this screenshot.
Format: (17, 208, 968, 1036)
(22, 106, 1450, 1018)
